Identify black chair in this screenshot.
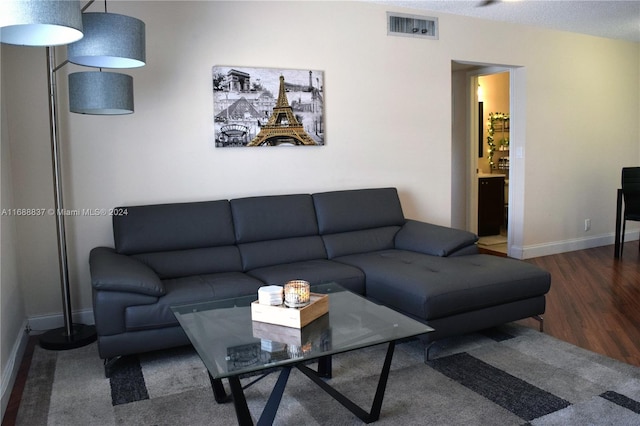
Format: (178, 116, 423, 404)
(620, 167, 640, 255)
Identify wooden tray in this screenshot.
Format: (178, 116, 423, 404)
(251, 292, 329, 328)
(252, 313, 330, 346)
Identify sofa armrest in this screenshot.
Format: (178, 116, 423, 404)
(90, 247, 165, 296)
(394, 220, 478, 257)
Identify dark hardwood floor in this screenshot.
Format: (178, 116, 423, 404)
(2, 336, 36, 426)
(3, 242, 640, 425)
(482, 241, 640, 367)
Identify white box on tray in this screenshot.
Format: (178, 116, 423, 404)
(251, 293, 328, 328)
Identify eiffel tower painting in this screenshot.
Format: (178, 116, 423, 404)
(248, 75, 318, 146)
(212, 66, 324, 147)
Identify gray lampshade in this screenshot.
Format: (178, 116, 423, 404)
(69, 71, 133, 115)
(68, 12, 145, 69)
(0, 0, 83, 46)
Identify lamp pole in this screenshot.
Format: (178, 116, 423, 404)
(39, 46, 96, 350)
(1, 0, 142, 350)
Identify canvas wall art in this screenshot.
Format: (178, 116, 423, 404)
(212, 66, 325, 147)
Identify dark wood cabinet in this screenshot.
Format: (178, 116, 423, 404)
(478, 176, 504, 236)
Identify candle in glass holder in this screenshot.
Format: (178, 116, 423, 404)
(284, 280, 310, 308)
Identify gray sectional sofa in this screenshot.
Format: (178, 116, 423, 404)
(90, 188, 550, 374)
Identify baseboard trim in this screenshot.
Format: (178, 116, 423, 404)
(518, 231, 638, 259)
(27, 309, 95, 332)
(1, 320, 29, 422)
(2, 310, 96, 421)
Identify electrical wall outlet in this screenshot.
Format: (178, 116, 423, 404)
(584, 219, 591, 231)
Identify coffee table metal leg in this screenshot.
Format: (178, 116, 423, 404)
(257, 367, 291, 426)
(317, 355, 332, 378)
(368, 341, 395, 421)
(225, 367, 292, 426)
(228, 376, 253, 426)
(209, 374, 230, 403)
(297, 341, 396, 423)
(219, 342, 396, 424)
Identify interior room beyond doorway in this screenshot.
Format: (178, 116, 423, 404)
(477, 72, 509, 255)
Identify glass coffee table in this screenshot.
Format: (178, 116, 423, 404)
(171, 282, 433, 425)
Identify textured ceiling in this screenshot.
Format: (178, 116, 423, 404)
(374, 0, 640, 42)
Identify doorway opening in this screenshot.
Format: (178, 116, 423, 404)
(477, 71, 509, 254)
(451, 61, 526, 259)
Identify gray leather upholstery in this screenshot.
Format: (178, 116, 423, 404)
(231, 193, 366, 293)
(114, 200, 235, 254)
(90, 187, 550, 364)
(231, 194, 319, 243)
(231, 194, 327, 270)
(312, 187, 405, 234)
(90, 247, 164, 296)
(395, 219, 479, 256)
(335, 251, 549, 321)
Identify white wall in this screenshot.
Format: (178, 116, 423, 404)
(450, 68, 468, 230)
(1, 1, 639, 326)
(1, 44, 28, 417)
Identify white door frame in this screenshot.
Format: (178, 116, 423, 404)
(461, 64, 526, 259)
(507, 67, 526, 259)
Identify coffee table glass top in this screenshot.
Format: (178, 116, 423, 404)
(171, 283, 433, 379)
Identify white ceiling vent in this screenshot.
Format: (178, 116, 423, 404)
(387, 12, 438, 40)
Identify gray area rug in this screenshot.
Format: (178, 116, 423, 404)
(15, 324, 640, 425)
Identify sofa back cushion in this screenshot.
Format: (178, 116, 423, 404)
(313, 188, 406, 258)
(113, 200, 242, 278)
(132, 247, 242, 279)
(114, 200, 236, 253)
(231, 194, 327, 270)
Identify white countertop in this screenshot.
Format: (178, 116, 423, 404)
(478, 173, 506, 178)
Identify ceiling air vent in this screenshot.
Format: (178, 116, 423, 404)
(387, 12, 438, 40)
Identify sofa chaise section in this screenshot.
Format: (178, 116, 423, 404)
(312, 188, 551, 344)
(335, 250, 549, 342)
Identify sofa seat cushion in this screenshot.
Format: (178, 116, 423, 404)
(125, 272, 264, 332)
(247, 259, 366, 295)
(334, 250, 550, 321)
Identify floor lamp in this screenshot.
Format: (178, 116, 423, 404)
(1, 0, 145, 350)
